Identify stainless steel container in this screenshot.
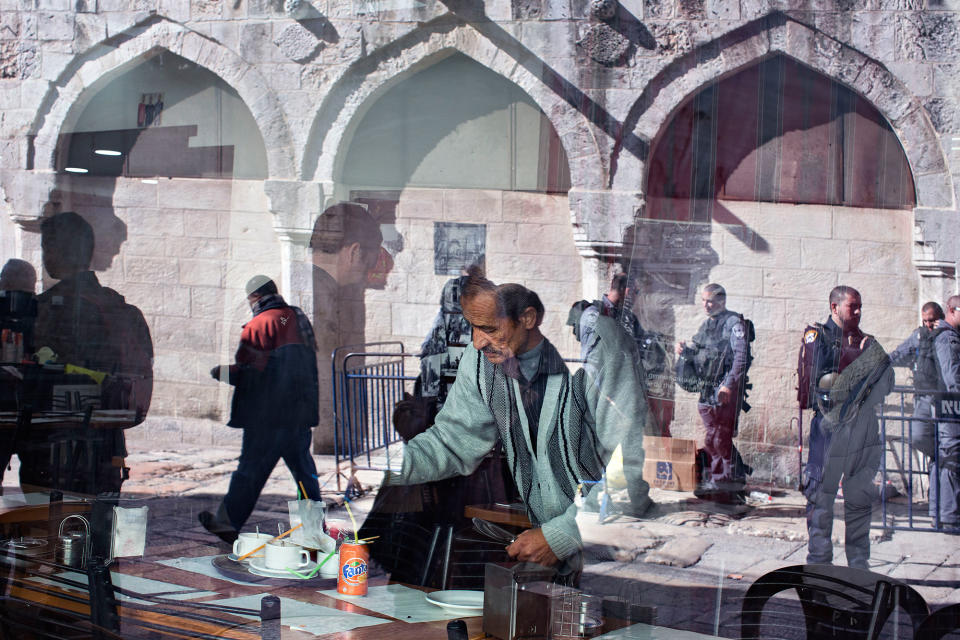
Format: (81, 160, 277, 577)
(57, 532, 85, 568)
(483, 562, 558, 640)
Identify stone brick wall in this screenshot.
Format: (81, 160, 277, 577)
(645, 200, 917, 485)
(0, 0, 958, 484)
(364, 188, 583, 361)
(49, 175, 279, 445)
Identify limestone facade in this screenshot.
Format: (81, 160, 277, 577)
(1, 0, 958, 485)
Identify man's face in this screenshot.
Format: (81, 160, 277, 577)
(922, 308, 941, 331)
(831, 292, 862, 331)
(462, 291, 529, 365)
(946, 304, 960, 330)
(701, 290, 725, 317)
(335, 243, 381, 286)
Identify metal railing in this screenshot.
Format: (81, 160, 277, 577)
(879, 386, 959, 534)
(330, 342, 419, 493)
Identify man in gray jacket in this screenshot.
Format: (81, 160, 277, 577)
(889, 301, 946, 462)
(931, 295, 960, 528)
(389, 270, 651, 572)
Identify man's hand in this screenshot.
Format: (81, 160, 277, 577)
(675, 340, 686, 356)
(717, 385, 732, 405)
(505, 528, 559, 567)
(210, 365, 223, 381)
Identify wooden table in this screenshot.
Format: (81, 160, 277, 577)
(463, 504, 532, 529)
(1, 551, 486, 639)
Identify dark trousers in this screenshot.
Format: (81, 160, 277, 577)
(905, 397, 960, 525)
(222, 427, 321, 532)
(930, 421, 960, 525)
(698, 392, 738, 485)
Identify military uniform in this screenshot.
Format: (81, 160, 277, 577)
(889, 327, 941, 460)
(931, 319, 960, 527)
(800, 317, 892, 568)
(684, 309, 750, 492)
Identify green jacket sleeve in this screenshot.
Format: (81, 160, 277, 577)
(392, 345, 499, 485)
(581, 315, 650, 508)
(540, 500, 583, 562)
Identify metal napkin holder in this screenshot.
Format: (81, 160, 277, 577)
(483, 562, 561, 640)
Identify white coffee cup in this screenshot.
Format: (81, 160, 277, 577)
(233, 532, 271, 559)
(318, 552, 339, 578)
(264, 540, 310, 571)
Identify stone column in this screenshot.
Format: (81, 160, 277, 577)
(916, 261, 958, 306)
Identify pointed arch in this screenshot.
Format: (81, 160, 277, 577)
(301, 19, 604, 191)
(613, 12, 951, 210)
(30, 18, 295, 180)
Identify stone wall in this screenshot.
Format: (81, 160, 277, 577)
(642, 200, 917, 485)
(50, 175, 279, 444)
(364, 188, 583, 360)
(0, 0, 959, 484)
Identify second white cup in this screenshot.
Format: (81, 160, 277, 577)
(233, 532, 272, 559)
(264, 540, 310, 571)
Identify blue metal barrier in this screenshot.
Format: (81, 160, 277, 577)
(330, 342, 419, 493)
(879, 386, 959, 534)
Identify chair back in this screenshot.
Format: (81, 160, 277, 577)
(916, 603, 960, 640)
(740, 564, 929, 640)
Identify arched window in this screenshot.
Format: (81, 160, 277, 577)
(55, 51, 267, 180)
(646, 55, 915, 221)
(340, 53, 570, 193)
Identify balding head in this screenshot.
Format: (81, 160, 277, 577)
(945, 295, 960, 330)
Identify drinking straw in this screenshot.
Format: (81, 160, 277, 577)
(357, 536, 379, 542)
(343, 498, 359, 542)
(298, 480, 308, 499)
(285, 549, 336, 580)
(237, 523, 303, 562)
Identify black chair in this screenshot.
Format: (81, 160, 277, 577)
(359, 513, 449, 587)
(740, 564, 929, 640)
(917, 603, 960, 640)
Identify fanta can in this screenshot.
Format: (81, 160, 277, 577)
(337, 541, 369, 596)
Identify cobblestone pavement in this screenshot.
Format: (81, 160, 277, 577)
(6, 441, 958, 638)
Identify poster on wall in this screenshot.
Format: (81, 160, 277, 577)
(434, 222, 485, 276)
(137, 93, 164, 128)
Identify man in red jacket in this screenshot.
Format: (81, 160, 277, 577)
(199, 275, 320, 544)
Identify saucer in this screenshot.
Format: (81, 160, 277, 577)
(248, 557, 318, 578)
(227, 552, 262, 563)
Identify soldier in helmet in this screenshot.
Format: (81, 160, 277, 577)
(797, 285, 893, 568)
(675, 283, 753, 503)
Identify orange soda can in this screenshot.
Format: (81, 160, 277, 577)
(337, 541, 369, 596)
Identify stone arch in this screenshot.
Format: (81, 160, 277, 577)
(30, 17, 294, 180)
(613, 12, 952, 211)
(302, 20, 604, 192)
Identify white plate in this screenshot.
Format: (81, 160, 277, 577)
(425, 590, 484, 612)
(248, 557, 318, 579)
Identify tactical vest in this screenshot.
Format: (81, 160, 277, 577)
(914, 327, 947, 393)
(796, 322, 868, 411)
(689, 310, 752, 403)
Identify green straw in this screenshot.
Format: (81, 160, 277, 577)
(285, 549, 336, 579)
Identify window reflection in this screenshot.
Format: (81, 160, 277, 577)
(0, 5, 958, 640)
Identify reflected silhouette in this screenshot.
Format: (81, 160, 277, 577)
(311, 202, 386, 453)
(22, 211, 153, 494)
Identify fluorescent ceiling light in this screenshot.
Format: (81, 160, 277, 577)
(64, 167, 88, 173)
(94, 149, 122, 156)
(141, 179, 159, 184)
